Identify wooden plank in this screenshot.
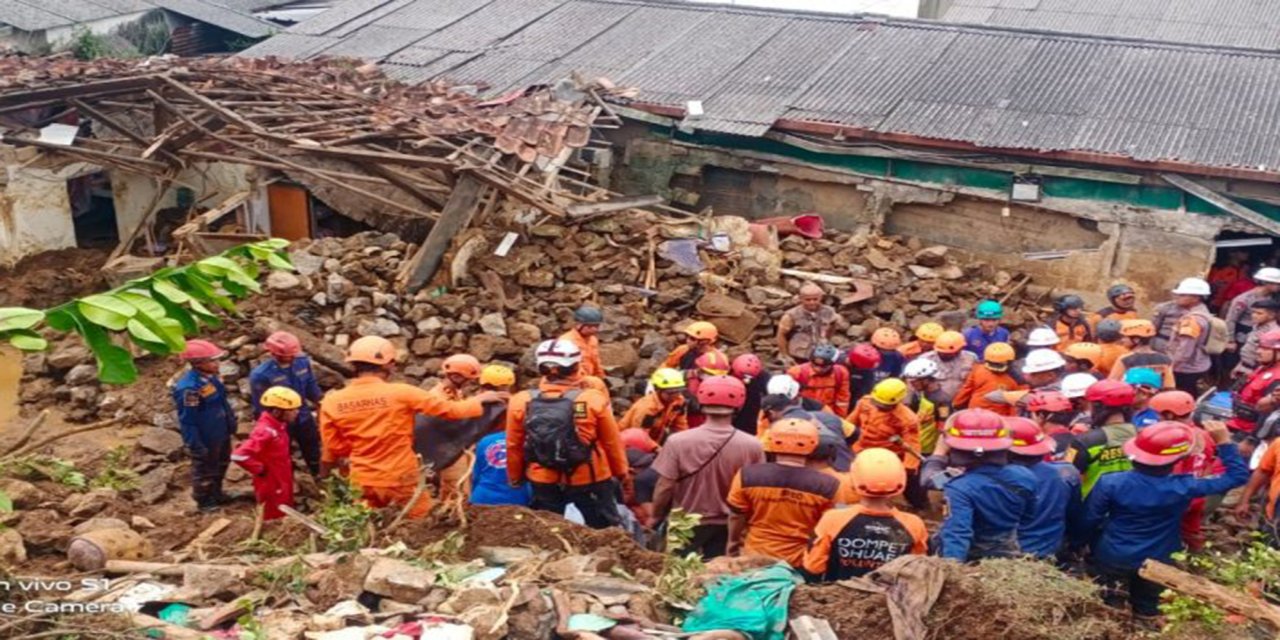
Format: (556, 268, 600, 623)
(69, 98, 184, 167)
(0, 76, 158, 108)
(173, 191, 251, 238)
(288, 143, 454, 168)
(403, 175, 484, 292)
(158, 75, 267, 135)
(1139, 559, 1280, 629)
(366, 163, 448, 209)
(566, 194, 664, 217)
(0, 134, 169, 171)
(1161, 173, 1280, 236)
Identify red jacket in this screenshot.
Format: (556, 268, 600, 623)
(231, 412, 294, 520)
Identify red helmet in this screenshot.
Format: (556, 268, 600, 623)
(846, 343, 881, 370)
(1123, 421, 1194, 465)
(264, 331, 301, 358)
(1024, 390, 1072, 414)
(1004, 417, 1056, 456)
(696, 375, 746, 409)
(181, 339, 225, 361)
(1260, 330, 1280, 350)
(943, 409, 1012, 452)
(620, 428, 659, 454)
(1084, 379, 1136, 407)
(731, 354, 763, 382)
(695, 350, 731, 376)
(1148, 390, 1196, 418)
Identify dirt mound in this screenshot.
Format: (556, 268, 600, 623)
(0, 247, 108, 308)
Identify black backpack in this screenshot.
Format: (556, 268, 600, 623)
(523, 389, 595, 473)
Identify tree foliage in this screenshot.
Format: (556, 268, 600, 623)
(0, 239, 293, 384)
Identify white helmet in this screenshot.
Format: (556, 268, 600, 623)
(1256, 267, 1280, 284)
(1022, 348, 1066, 374)
(1061, 372, 1097, 399)
(1171, 277, 1211, 296)
(902, 358, 940, 379)
(1027, 327, 1060, 348)
(766, 374, 800, 399)
(534, 339, 582, 368)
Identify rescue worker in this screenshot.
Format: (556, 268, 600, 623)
(843, 343, 881, 405)
(663, 321, 719, 372)
(431, 354, 483, 503)
(730, 354, 770, 436)
(1089, 284, 1140, 329)
(1233, 427, 1280, 547)
(1062, 342, 1104, 377)
(1148, 390, 1221, 551)
(1010, 328, 1062, 384)
(870, 328, 906, 380)
(1209, 249, 1251, 310)
(1164, 277, 1215, 395)
(1234, 298, 1280, 377)
(776, 283, 848, 364)
(1228, 329, 1280, 447)
(249, 331, 323, 476)
(1223, 267, 1280, 361)
(652, 375, 765, 558)
(803, 448, 927, 581)
(808, 427, 860, 505)
(903, 358, 951, 456)
(231, 386, 300, 521)
(1060, 372, 1097, 432)
(1124, 367, 1164, 428)
(1109, 319, 1175, 389)
(1151, 276, 1210, 355)
(922, 409, 1037, 561)
(789, 344, 851, 415)
(561, 306, 604, 378)
(1005, 416, 1081, 559)
(727, 418, 838, 567)
(686, 350, 730, 427)
(918, 331, 978, 398)
(320, 336, 500, 519)
(992, 348, 1066, 412)
(470, 365, 529, 507)
(1094, 318, 1130, 376)
(173, 340, 237, 513)
(619, 368, 689, 444)
(1083, 420, 1247, 618)
(953, 342, 1024, 416)
(964, 300, 1010, 360)
(848, 378, 927, 509)
(620, 429, 660, 528)
(759, 375, 859, 473)
(1053, 295, 1092, 350)
(1024, 390, 1076, 455)
(1066, 379, 1138, 496)
(898, 322, 943, 359)
(507, 339, 627, 529)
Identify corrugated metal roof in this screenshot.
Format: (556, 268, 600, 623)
(241, 0, 1280, 172)
(939, 0, 1280, 49)
(0, 1, 68, 30)
(311, 23, 424, 59)
(154, 0, 276, 37)
(0, 0, 275, 35)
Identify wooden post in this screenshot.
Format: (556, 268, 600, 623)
(1139, 559, 1280, 629)
(402, 175, 484, 292)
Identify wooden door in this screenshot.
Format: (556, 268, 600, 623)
(267, 183, 311, 240)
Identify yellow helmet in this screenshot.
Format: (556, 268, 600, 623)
(650, 368, 687, 391)
(260, 386, 302, 410)
(479, 364, 515, 387)
(870, 378, 908, 405)
(914, 322, 944, 342)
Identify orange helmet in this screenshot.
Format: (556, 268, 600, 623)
(983, 342, 1015, 364)
(1121, 319, 1156, 338)
(914, 322, 944, 343)
(1148, 390, 1196, 418)
(851, 448, 906, 497)
(1064, 342, 1103, 367)
(694, 350, 731, 376)
(442, 354, 482, 380)
(871, 328, 902, 350)
(764, 418, 820, 456)
(934, 331, 966, 354)
(346, 336, 397, 366)
(684, 321, 719, 342)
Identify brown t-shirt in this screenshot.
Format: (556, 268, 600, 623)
(652, 422, 764, 526)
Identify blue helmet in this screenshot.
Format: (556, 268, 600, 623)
(975, 300, 1003, 320)
(1124, 367, 1162, 390)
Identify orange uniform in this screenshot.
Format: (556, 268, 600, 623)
(1259, 443, 1280, 521)
(1096, 342, 1130, 377)
(319, 377, 483, 517)
(727, 463, 838, 567)
(561, 328, 603, 378)
(819, 466, 861, 505)
(846, 397, 921, 470)
(787, 363, 852, 415)
(952, 366, 1025, 417)
(897, 341, 927, 359)
(803, 504, 927, 580)
(662, 344, 700, 370)
(1054, 318, 1091, 351)
(506, 380, 628, 487)
(618, 392, 688, 444)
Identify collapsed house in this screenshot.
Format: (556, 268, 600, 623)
(241, 0, 1280, 309)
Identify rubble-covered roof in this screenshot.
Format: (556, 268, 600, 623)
(0, 0, 281, 36)
(937, 0, 1280, 50)
(241, 0, 1280, 175)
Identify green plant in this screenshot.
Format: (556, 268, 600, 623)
(68, 28, 116, 60)
(1163, 542, 1280, 632)
(235, 597, 265, 640)
(419, 530, 467, 562)
(0, 239, 293, 384)
(1, 455, 87, 489)
(89, 446, 140, 491)
(655, 509, 706, 606)
(252, 557, 308, 596)
(1161, 594, 1226, 634)
(315, 477, 375, 552)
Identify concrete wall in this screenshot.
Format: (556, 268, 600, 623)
(111, 162, 257, 240)
(0, 163, 98, 264)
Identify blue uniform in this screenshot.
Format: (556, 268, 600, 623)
(249, 357, 324, 474)
(1082, 443, 1250, 570)
(874, 349, 905, 382)
(470, 432, 531, 506)
(924, 458, 1037, 561)
(172, 368, 236, 508)
(963, 326, 1010, 361)
(1015, 459, 1082, 558)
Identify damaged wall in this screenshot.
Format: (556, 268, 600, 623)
(111, 162, 257, 240)
(0, 159, 99, 264)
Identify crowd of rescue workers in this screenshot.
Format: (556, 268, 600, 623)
(168, 254, 1280, 623)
